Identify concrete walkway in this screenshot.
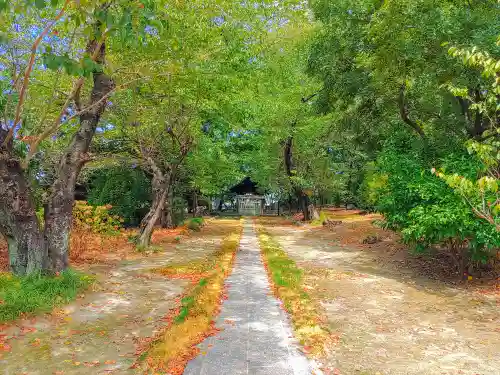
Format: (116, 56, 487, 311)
(184, 220, 314, 375)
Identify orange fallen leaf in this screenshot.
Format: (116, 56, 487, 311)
(104, 360, 116, 365)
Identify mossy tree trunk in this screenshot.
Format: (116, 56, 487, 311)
(161, 189, 174, 229)
(137, 157, 171, 248)
(0, 129, 45, 274)
(0, 35, 114, 275)
(45, 39, 114, 272)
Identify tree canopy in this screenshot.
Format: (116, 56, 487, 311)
(0, 0, 498, 275)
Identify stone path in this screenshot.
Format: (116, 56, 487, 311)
(0, 227, 229, 375)
(184, 220, 314, 375)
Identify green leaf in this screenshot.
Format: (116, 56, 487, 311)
(106, 12, 115, 29)
(34, 0, 46, 9)
(43, 54, 63, 70)
(148, 19, 163, 33)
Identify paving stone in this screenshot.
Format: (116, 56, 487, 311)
(184, 220, 314, 375)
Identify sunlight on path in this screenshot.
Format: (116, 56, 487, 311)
(184, 220, 315, 375)
(0, 233, 224, 375)
(265, 222, 500, 375)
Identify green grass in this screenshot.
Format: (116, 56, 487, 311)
(257, 226, 331, 356)
(311, 211, 328, 226)
(187, 217, 204, 231)
(0, 270, 93, 323)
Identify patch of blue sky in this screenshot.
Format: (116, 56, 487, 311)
(277, 18, 288, 27)
(96, 123, 115, 133)
(144, 25, 159, 37)
(213, 15, 225, 26)
(35, 170, 46, 181)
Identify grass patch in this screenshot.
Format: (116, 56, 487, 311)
(257, 225, 332, 357)
(136, 244, 163, 254)
(0, 270, 93, 323)
(311, 211, 329, 226)
(144, 220, 242, 374)
(186, 217, 204, 232)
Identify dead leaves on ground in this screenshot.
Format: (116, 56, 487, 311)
(140, 221, 243, 375)
(257, 225, 335, 358)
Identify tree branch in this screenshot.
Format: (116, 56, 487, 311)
(22, 73, 153, 167)
(398, 83, 426, 138)
(2, 0, 71, 147)
(301, 91, 319, 103)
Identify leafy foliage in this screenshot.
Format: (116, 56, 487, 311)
(306, 0, 500, 272)
(187, 217, 204, 232)
(87, 167, 151, 226)
(73, 201, 123, 235)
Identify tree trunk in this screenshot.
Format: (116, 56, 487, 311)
(0, 130, 45, 274)
(161, 189, 174, 229)
(192, 190, 198, 218)
(137, 171, 169, 248)
(44, 39, 114, 272)
(297, 191, 310, 221)
(308, 203, 320, 221)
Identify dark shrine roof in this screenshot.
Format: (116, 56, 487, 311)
(229, 177, 259, 195)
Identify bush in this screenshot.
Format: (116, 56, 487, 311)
(73, 201, 123, 235)
(0, 270, 93, 322)
(332, 192, 342, 207)
(368, 138, 500, 276)
(191, 217, 204, 225)
(186, 217, 204, 232)
(172, 197, 188, 227)
(87, 167, 151, 226)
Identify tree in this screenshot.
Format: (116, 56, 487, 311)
(0, 0, 176, 274)
(305, 0, 500, 273)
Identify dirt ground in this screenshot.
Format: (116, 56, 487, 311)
(0, 219, 239, 375)
(260, 212, 500, 375)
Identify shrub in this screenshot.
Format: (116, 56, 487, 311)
(187, 221, 201, 232)
(187, 217, 204, 232)
(332, 191, 342, 207)
(87, 167, 151, 226)
(191, 217, 204, 225)
(70, 201, 125, 261)
(369, 138, 500, 276)
(73, 201, 123, 235)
